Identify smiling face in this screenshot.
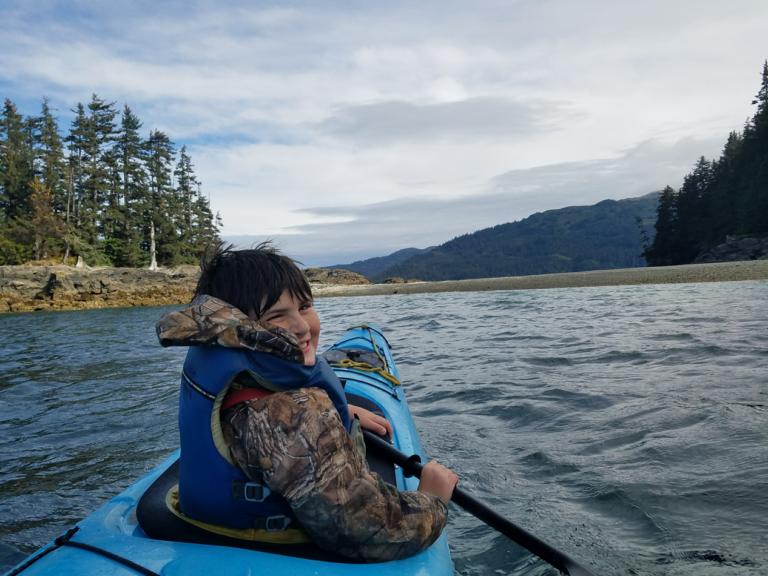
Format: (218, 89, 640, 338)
(254, 289, 320, 365)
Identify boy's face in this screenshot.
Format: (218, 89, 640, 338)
(256, 289, 320, 365)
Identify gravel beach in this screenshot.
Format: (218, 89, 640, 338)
(311, 260, 768, 298)
(2, 260, 766, 313)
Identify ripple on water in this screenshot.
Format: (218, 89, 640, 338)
(2, 283, 768, 575)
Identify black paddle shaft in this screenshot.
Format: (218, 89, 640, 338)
(363, 430, 597, 576)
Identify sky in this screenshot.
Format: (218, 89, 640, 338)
(1, 0, 767, 266)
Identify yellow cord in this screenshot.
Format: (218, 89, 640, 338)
(330, 358, 402, 387)
(332, 325, 402, 387)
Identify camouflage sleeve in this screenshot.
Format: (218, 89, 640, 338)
(221, 388, 447, 562)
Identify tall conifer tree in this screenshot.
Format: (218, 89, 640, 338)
(79, 94, 117, 244)
(13, 177, 66, 260)
(174, 145, 198, 242)
(144, 129, 177, 267)
(110, 105, 147, 265)
(36, 98, 67, 204)
(737, 60, 768, 235)
(0, 99, 36, 220)
(65, 103, 88, 231)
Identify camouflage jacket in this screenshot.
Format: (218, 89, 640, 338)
(157, 296, 447, 562)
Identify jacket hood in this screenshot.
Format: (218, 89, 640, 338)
(156, 295, 303, 364)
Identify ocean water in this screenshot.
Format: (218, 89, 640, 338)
(1, 281, 767, 575)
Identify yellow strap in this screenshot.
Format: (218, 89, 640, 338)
(165, 484, 312, 544)
(330, 358, 402, 387)
(338, 325, 401, 386)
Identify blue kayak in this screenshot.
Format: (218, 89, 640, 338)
(6, 325, 453, 576)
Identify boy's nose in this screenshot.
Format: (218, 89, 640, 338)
(290, 314, 310, 338)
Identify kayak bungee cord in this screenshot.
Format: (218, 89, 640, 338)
(330, 324, 404, 387)
(362, 430, 598, 576)
(7, 527, 161, 576)
(329, 357, 403, 387)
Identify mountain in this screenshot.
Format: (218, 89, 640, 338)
(368, 193, 659, 283)
(323, 246, 435, 277)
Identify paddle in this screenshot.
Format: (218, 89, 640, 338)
(362, 430, 597, 576)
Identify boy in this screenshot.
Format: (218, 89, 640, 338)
(156, 243, 458, 562)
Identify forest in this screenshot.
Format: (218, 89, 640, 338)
(324, 247, 435, 277)
(369, 193, 658, 283)
(0, 95, 221, 268)
(642, 61, 768, 265)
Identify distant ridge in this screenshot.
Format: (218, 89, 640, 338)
(368, 193, 659, 283)
(323, 246, 435, 277)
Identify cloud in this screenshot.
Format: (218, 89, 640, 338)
(490, 136, 723, 198)
(2, 0, 767, 264)
(223, 135, 723, 266)
(312, 97, 584, 145)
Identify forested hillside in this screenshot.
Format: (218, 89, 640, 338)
(643, 61, 768, 265)
(323, 246, 435, 276)
(369, 193, 658, 282)
(0, 95, 220, 267)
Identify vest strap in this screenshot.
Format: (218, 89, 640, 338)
(254, 515, 292, 531)
(232, 481, 271, 502)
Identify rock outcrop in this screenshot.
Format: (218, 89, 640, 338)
(0, 265, 199, 313)
(693, 237, 768, 264)
(383, 277, 420, 284)
(303, 268, 372, 285)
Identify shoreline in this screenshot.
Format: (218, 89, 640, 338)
(311, 260, 768, 298)
(0, 265, 197, 314)
(1, 260, 766, 313)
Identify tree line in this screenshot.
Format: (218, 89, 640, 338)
(369, 194, 658, 282)
(0, 94, 221, 267)
(642, 61, 768, 265)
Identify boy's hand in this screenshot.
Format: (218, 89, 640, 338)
(417, 461, 459, 504)
(348, 404, 393, 437)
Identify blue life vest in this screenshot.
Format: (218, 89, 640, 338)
(178, 345, 350, 533)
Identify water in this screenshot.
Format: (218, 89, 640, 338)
(1, 281, 767, 575)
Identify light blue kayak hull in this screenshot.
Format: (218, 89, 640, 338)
(7, 325, 453, 576)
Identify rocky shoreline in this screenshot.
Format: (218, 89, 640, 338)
(1, 260, 767, 314)
(0, 265, 198, 313)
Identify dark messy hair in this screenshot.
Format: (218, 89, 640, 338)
(194, 242, 312, 319)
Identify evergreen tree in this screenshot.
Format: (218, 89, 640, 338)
(708, 131, 743, 242)
(35, 98, 67, 205)
(109, 105, 147, 265)
(174, 145, 199, 242)
(144, 129, 178, 267)
(0, 99, 36, 220)
(676, 156, 713, 257)
(737, 60, 768, 235)
(190, 188, 221, 255)
(79, 94, 117, 244)
(169, 145, 220, 264)
(642, 186, 677, 265)
(65, 103, 88, 231)
(13, 177, 66, 260)
(116, 105, 146, 229)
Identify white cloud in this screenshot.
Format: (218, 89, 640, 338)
(223, 135, 724, 266)
(1, 0, 766, 263)
(313, 97, 584, 145)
